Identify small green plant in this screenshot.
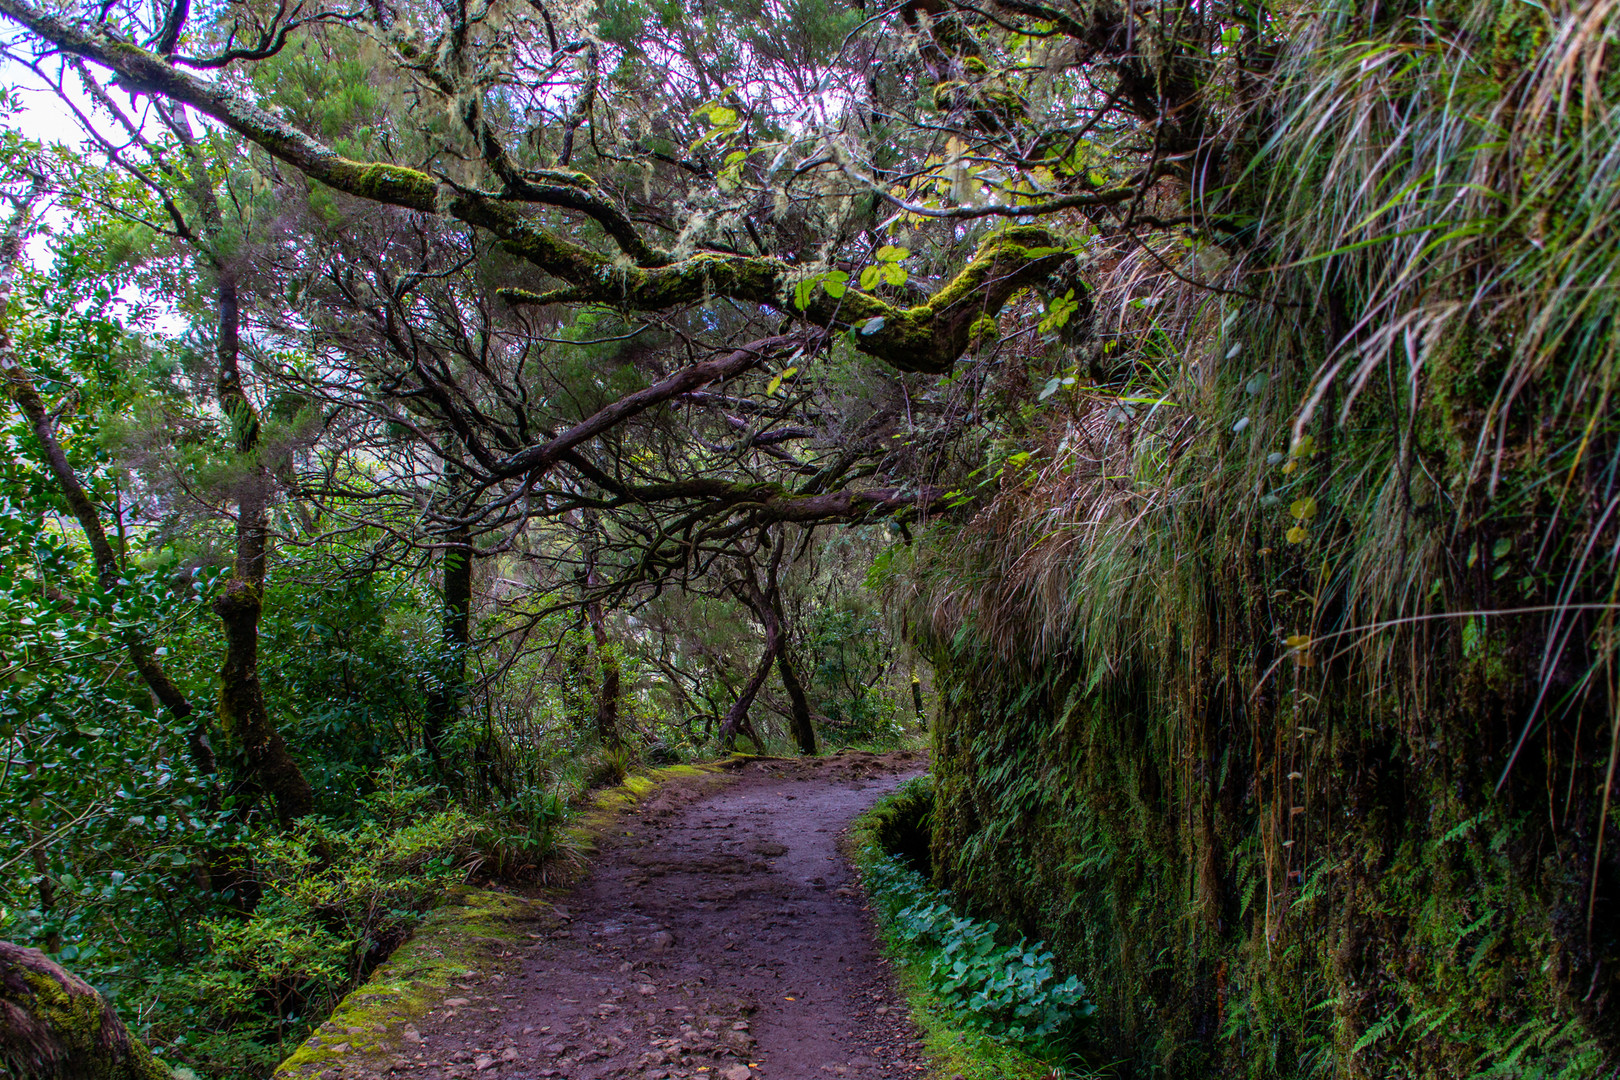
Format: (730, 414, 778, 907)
(866, 855, 1094, 1044)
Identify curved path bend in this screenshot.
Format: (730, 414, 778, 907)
(403, 752, 930, 1080)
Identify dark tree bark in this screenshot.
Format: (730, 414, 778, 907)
(726, 530, 817, 754)
(145, 100, 314, 824)
(210, 273, 313, 826)
(582, 515, 622, 749)
(718, 642, 772, 752)
(0, 942, 171, 1080)
(0, 203, 214, 777)
(586, 595, 622, 749)
(424, 510, 473, 769)
(776, 646, 817, 756)
(764, 584, 816, 756)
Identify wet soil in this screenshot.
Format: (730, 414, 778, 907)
(399, 752, 929, 1080)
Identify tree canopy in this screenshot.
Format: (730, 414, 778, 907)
(2, 0, 1618, 1074)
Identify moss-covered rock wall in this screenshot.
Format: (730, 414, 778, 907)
(925, 648, 1614, 1077)
(901, 4, 1620, 1076)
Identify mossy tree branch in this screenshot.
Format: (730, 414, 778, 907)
(0, 941, 172, 1080)
(0, 0, 1075, 374)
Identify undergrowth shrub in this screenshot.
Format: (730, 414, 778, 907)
(866, 853, 1094, 1046)
(184, 776, 484, 1066)
(485, 783, 587, 883)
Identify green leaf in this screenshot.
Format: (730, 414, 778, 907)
(859, 265, 881, 291)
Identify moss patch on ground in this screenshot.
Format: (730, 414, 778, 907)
(275, 758, 749, 1077)
(560, 758, 745, 864)
(273, 887, 546, 1078)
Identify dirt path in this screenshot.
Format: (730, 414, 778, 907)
(402, 752, 930, 1080)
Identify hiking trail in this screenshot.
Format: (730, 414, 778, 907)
(395, 752, 930, 1080)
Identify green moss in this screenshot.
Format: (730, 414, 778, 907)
(274, 888, 549, 1077)
(10, 963, 173, 1080)
(800, 226, 1070, 373)
(563, 759, 740, 855)
(922, 651, 1613, 1078)
(344, 161, 436, 203)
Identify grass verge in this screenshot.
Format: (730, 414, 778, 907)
(847, 776, 1081, 1080)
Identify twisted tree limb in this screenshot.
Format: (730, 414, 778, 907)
(0, 0, 1074, 374)
(0, 201, 214, 777)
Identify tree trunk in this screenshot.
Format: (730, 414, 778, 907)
(718, 643, 772, 752)
(776, 649, 817, 756)
(735, 533, 816, 755)
(582, 513, 622, 748)
(587, 598, 622, 748)
(424, 518, 473, 769)
(0, 941, 171, 1080)
(0, 203, 214, 777)
(211, 274, 312, 826)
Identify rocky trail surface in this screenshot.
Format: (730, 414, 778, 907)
(398, 752, 930, 1080)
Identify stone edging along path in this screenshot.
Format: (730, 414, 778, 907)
(276, 751, 929, 1080)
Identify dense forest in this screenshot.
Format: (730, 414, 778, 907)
(0, 0, 1615, 1076)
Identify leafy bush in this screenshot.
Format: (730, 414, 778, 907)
(185, 781, 484, 1061)
(866, 854, 1094, 1044)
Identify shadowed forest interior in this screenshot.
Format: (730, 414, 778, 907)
(0, 0, 1617, 1076)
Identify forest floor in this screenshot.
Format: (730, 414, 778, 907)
(391, 751, 932, 1080)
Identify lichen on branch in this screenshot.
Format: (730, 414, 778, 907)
(0, 0, 1075, 374)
